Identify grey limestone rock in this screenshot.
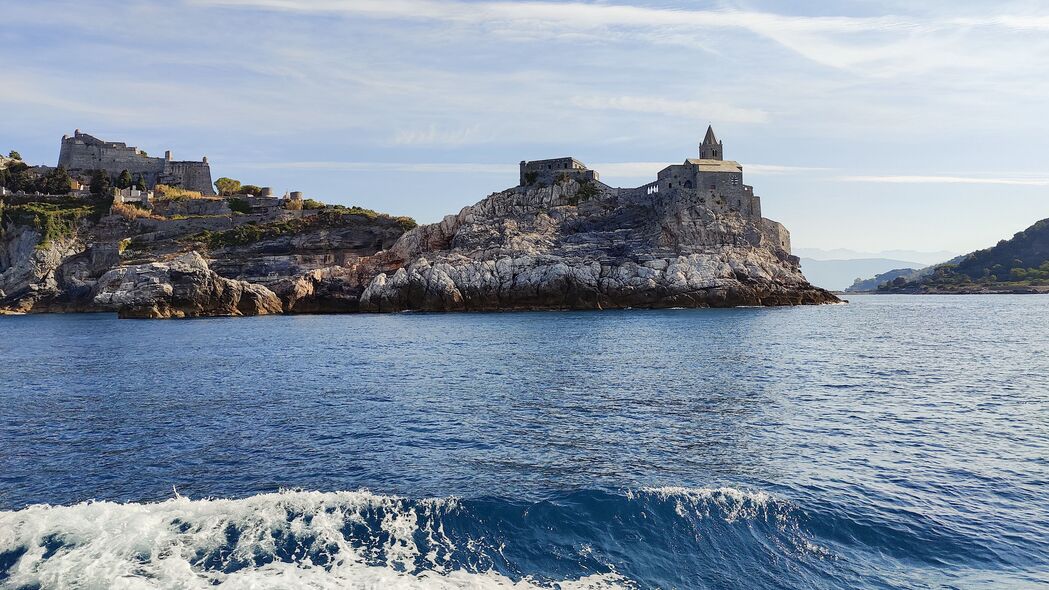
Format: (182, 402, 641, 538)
(358, 180, 838, 311)
(93, 251, 282, 318)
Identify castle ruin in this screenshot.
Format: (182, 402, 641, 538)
(58, 130, 215, 195)
(519, 125, 763, 220)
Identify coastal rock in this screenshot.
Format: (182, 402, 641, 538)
(0, 225, 85, 312)
(358, 181, 838, 311)
(93, 252, 282, 318)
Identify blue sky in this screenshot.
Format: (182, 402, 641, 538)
(4, 0, 1049, 254)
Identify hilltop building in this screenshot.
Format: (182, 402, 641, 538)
(58, 130, 215, 195)
(519, 125, 762, 219)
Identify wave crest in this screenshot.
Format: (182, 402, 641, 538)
(1, 490, 639, 589)
(0, 487, 826, 589)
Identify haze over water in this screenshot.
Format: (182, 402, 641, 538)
(1, 295, 1047, 589)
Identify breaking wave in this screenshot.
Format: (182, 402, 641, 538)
(0, 487, 821, 589)
(3, 485, 1034, 589)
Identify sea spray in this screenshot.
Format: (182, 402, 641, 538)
(0, 487, 820, 589)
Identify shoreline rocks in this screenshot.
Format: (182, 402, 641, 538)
(93, 252, 283, 318)
(1, 178, 838, 318)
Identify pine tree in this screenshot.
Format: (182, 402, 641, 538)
(39, 167, 73, 195)
(90, 169, 112, 196)
(116, 169, 133, 189)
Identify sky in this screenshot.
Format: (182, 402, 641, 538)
(4, 0, 1049, 255)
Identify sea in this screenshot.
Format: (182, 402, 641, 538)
(0, 295, 1047, 589)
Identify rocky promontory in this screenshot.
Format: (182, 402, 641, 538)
(0, 181, 836, 318)
(1, 132, 838, 317)
(358, 179, 835, 311)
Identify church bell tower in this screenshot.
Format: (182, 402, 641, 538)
(699, 125, 723, 161)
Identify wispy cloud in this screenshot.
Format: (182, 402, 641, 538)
(839, 174, 1049, 186)
(571, 96, 768, 124)
(185, 0, 1020, 75)
(233, 161, 516, 174)
(391, 125, 494, 146)
(747, 164, 832, 174)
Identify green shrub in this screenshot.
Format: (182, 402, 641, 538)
(194, 208, 418, 249)
(566, 180, 599, 206)
(227, 197, 252, 214)
(1, 200, 99, 248)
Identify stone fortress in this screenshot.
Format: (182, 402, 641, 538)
(58, 130, 215, 195)
(520, 125, 763, 219)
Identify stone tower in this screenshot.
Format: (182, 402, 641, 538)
(699, 125, 723, 161)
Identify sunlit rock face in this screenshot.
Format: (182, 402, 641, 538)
(358, 179, 838, 312)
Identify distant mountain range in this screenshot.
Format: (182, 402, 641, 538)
(794, 248, 959, 267)
(799, 257, 926, 291)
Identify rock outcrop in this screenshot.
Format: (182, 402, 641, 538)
(357, 180, 837, 311)
(93, 252, 282, 318)
(0, 226, 87, 312)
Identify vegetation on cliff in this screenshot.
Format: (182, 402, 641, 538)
(0, 196, 109, 248)
(193, 207, 416, 249)
(154, 184, 206, 201)
(0, 164, 75, 195)
(880, 219, 1049, 292)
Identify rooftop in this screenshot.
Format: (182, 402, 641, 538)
(685, 159, 743, 173)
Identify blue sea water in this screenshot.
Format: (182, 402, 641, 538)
(0, 295, 1047, 589)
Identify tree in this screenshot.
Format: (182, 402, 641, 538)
(8, 150, 21, 161)
(214, 177, 241, 196)
(134, 175, 148, 191)
(38, 166, 73, 195)
(116, 169, 133, 189)
(240, 184, 263, 196)
(3, 162, 32, 192)
(90, 170, 112, 196)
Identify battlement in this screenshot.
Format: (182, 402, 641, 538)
(57, 130, 215, 195)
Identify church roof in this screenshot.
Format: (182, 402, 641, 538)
(701, 125, 720, 146)
(685, 159, 742, 173)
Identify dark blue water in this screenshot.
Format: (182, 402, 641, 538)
(1, 295, 1047, 589)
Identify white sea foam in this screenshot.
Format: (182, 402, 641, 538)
(0, 490, 633, 590)
(630, 486, 781, 522)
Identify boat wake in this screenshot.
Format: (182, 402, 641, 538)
(0, 486, 1031, 589)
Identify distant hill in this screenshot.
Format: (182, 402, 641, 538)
(879, 219, 1049, 293)
(800, 258, 925, 291)
(846, 255, 966, 292)
(794, 248, 959, 267)
(846, 267, 925, 292)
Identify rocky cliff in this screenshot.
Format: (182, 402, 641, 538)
(0, 180, 836, 318)
(357, 179, 835, 310)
